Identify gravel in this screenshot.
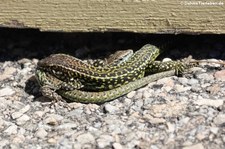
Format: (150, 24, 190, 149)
(0, 30, 225, 149)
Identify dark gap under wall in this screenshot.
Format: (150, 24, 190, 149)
(0, 28, 225, 62)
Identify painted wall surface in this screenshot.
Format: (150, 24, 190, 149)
(0, 0, 224, 34)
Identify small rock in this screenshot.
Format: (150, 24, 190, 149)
(145, 101, 187, 118)
(143, 90, 152, 98)
(183, 143, 204, 149)
(33, 111, 45, 118)
(104, 104, 119, 113)
(11, 112, 23, 119)
(174, 84, 191, 92)
(193, 99, 223, 108)
(19, 105, 30, 114)
(44, 114, 64, 126)
(11, 105, 30, 119)
(0, 117, 4, 129)
(4, 125, 18, 135)
(196, 133, 207, 141)
(113, 143, 123, 149)
(35, 128, 48, 139)
(56, 123, 77, 131)
(187, 78, 199, 85)
(210, 127, 219, 134)
(0, 67, 17, 81)
(97, 135, 115, 148)
(16, 114, 30, 125)
(178, 77, 189, 85)
(67, 108, 84, 117)
(143, 113, 166, 124)
(133, 100, 144, 111)
(214, 70, 225, 81)
(207, 84, 221, 95)
(157, 77, 174, 87)
(123, 98, 132, 105)
(12, 135, 25, 143)
(44, 117, 58, 126)
(180, 117, 190, 124)
(166, 122, 175, 133)
(127, 91, 136, 99)
(214, 114, 225, 125)
(76, 133, 95, 145)
(0, 140, 9, 148)
(191, 85, 202, 92)
(0, 87, 15, 97)
(47, 138, 57, 144)
(196, 73, 214, 82)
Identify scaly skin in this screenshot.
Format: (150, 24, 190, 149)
(36, 44, 185, 91)
(35, 44, 195, 103)
(36, 69, 176, 103)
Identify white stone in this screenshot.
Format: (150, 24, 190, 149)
(194, 99, 223, 108)
(214, 114, 225, 125)
(76, 133, 95, 144)
(183, 143, 204, 149)
(35, 128, 48, 139)
(0, 87, 15, 97)
(16, 114, 30, 125)
(127, 91, 136, 99)
(113, 143, 123, 149)
(210, 127, 219, 134)
(4, 125, 18, 135)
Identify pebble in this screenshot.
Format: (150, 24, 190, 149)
(196, 73, 214, 82)
(193, 99, 223, 108)
(174, 84, 191, 92)
(97, 135, 115, 148)
(166, 122, 175, 133)
(16, 114, 30, 125)
(214, 70, 225, 81)
(213, 114, 225, 125)
(143, 113, 166, 124)
(145, 101, 187, 118)
(0, 87, 15, 97)
(56, 123, 78, 130)
(11, 105, 30, 119)
(76, 133, 95, 145)
(210, 127, 219, 134)
(0, 67, 17, 81)
(183, 143, 204, 149)
(33, 111, 45, 118)
(178, 77, 189, 85)
(207, 84, 221, 94)
(0, 140, 9, 149)
(4, 125, 18, 135)
(196, 133, 207, 141)
(112, 143, 123, 149)
(35, 128, 48, 139)
(127, 91, 136, 99)
(43, 114, 64, 125)
(12, 135, 25, 143)
(187, 78, 199, 85)
(142, 90, 152, 98)
(47, 138, 57, 144)
(157, 77, 174, 88)
(104, 104, 119, 113)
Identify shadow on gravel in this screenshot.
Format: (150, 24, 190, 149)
(24, 75, 50, 102)
(0, 28, 225, 62)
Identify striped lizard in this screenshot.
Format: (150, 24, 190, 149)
(36, 44, 186, 92)
(35, 44, 193, 103)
